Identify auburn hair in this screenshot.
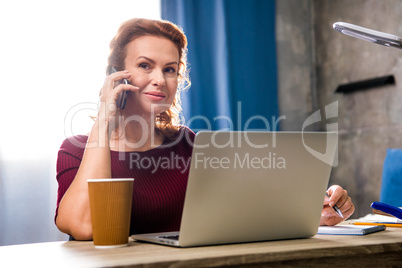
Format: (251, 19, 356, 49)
(107, 18, 190, 139)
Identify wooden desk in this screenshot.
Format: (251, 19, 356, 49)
(1, 227, 402, 267)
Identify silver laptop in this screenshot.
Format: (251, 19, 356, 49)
(132, 131, 338, 247)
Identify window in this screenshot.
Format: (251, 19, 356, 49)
(0, 0, 161, 160)
(0, 0, 161, 246)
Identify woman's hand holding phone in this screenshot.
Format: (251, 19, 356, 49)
(99, 69, 139, 118)
(110, 67, 133, 110)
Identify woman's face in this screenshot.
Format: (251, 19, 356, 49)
(124, 35, 179, 116)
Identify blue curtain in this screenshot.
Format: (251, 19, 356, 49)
(162, 0, 278, 131)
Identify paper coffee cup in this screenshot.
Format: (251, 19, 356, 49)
(87, 178, 134, 248)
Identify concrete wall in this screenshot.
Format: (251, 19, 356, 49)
(276, 0, 402, 217)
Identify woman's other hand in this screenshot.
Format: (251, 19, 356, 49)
(320, 185, 355, 226)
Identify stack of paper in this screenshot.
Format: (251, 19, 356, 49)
(317, 225, 386, 235)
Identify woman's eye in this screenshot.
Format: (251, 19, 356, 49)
(139, 63, 150, 69)
(164, 67, 176, 74)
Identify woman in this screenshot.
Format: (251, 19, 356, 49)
(55, 18, 354, 240)
(56, 18, 194, 240)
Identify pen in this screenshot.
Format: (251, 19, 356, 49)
(332, 204, 344, 218)
(326, 194, 344, 218)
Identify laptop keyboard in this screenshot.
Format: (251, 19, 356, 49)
(159, 235, 179, 240)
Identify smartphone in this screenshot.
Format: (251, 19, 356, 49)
(333, 22, 402, 49)
(111, 66, 129, 109)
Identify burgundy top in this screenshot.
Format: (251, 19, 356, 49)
(55, 126, 195, 235)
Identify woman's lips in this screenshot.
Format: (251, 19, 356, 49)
(144, 91, 166, 101)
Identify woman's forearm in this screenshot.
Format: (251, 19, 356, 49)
(56, 117, 112, 240)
